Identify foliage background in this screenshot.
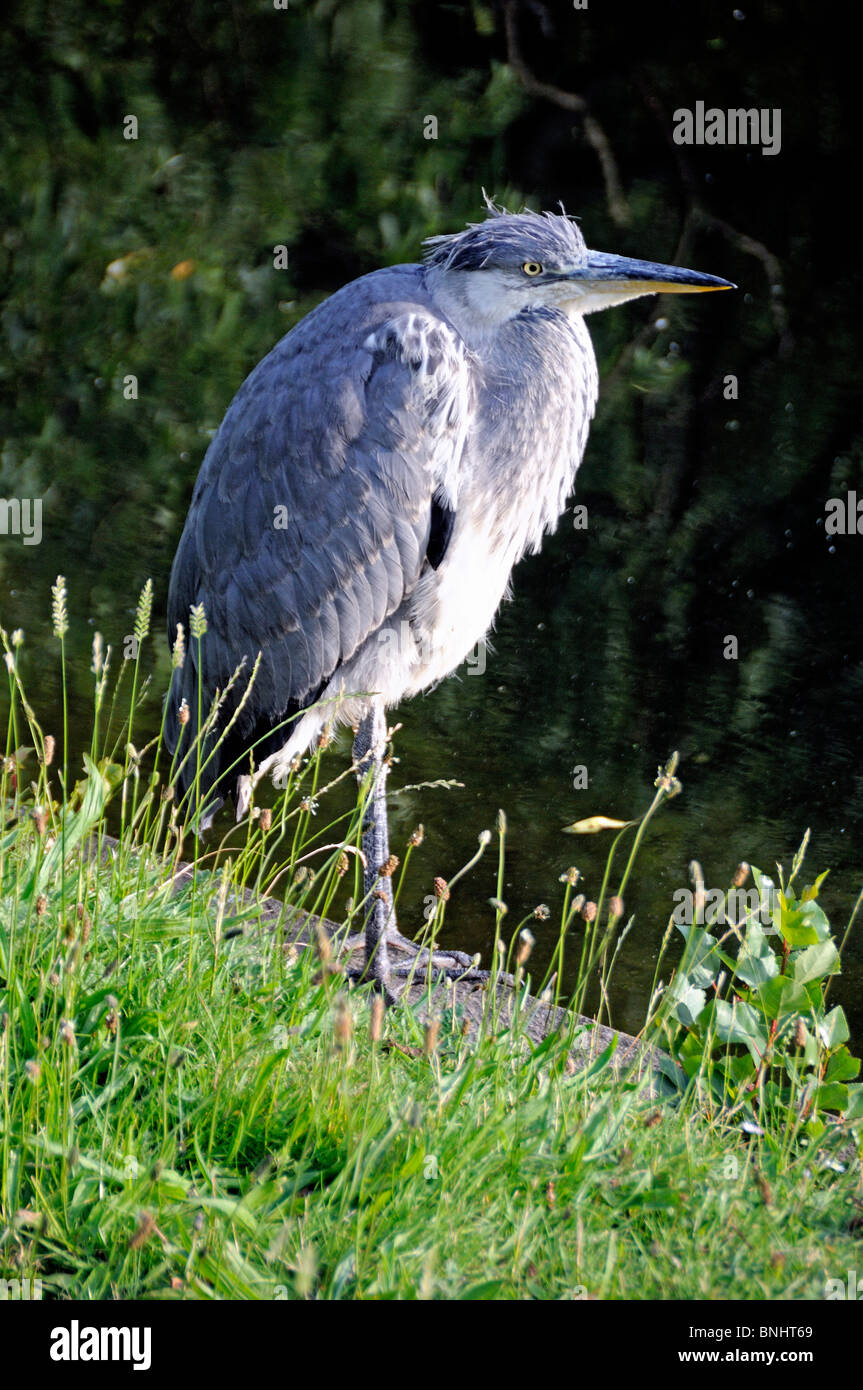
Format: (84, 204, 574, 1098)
(2, 0, 861, 1036)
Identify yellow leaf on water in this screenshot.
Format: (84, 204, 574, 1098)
(562, 816, 628, 835)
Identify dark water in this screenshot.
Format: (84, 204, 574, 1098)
(2, 0, 862, 1042)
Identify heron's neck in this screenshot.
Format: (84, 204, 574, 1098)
(424, 267, 519, 348)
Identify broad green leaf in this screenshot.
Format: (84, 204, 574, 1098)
(778, 898, 831, 947)
(728, 1052, 757, 1084)
(669, 977, 706, 1027)
(845, 1085, 863, 1122)
(735, 921, 779, 988)
(758, 975, 810, 1021)
(819, 1006, 850, 1048)
(791, 940, 839, 984)
(708, 999, 767, 1060)
(825, 1047, 860, 1083)
(816, 1082, 848, 1113)
(800, 870, 830, 902)
(676, 923, 724, 988)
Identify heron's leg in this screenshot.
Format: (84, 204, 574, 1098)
(353, 700, 395, 992)
(352, 701, 485, 989)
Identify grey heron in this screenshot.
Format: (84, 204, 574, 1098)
(164, 200, 732, 994)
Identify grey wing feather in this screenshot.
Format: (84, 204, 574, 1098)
(164, 267, 470, 806)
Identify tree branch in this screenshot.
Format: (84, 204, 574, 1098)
(501, 0, 631, 227)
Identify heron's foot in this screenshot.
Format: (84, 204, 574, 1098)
(385, 932, 486, 980)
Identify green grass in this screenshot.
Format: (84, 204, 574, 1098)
(0, 585, 861, 1300)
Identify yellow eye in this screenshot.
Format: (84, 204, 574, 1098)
(522, 261, 543, 277)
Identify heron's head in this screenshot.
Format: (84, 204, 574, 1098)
(423, 203, 733, 336)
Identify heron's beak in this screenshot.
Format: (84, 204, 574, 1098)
(553, 251, 735, 313)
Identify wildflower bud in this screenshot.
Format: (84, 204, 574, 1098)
(433, 876, 449, 901)
(172, 623, 186, 669)
(571, 893, 585, 916)
(315, 922, 332, 964)
(259, 808, 272, 833)
(582, 901, 597, 923)
(609, 896, 624, 920)
(105, 1009, 118, 1036)
(178, 699, 190, 726)
(333, 996, 352, 1048)
(689, 860, 705, 920)
(59, 1019, 75, 1048)
(489, 897, 507, 915)
(408, 824, 424, 848)
(128, 1213, 156, 1250)
(189, 603, 208, 640)
(560, 866, 580, 887)
(496, 809, 507, 836)
(478, 829, 492, 847)
(564, 1055, 577, 1076)
(36, 895, 47, 918)
(370, 995, 384, 1043)
(546, 1181, 556, 1208)
(77, 906, 92, 950)
(51, 576, 68, 639)
(424, 1020, 440, 1055)
(3, 653, 13, 674)
(33, 808, 47, 837)
(91, 631, 104, 677)
(516, 928, 535, 965)
(794, 1017, 807, 1048)
(533, 903, 550, 920)
(379, 854, 399, 878)
(733, 861, 750, 888)
(336, 851, 350, 877)
(25, 1059, 41, 1083)
(43, 735, 55, 767)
